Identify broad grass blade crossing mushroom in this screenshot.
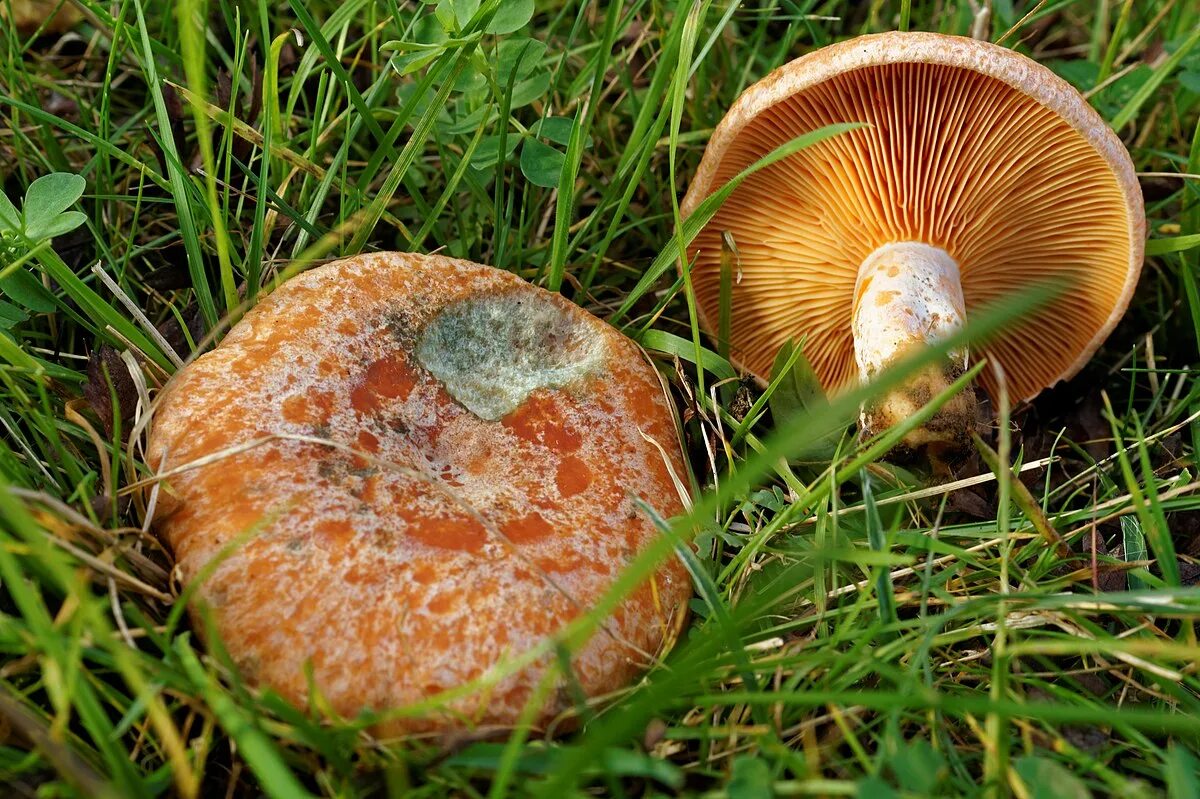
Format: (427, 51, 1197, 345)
(147, 252, 692, 735)
(681, 32, 1145, 459)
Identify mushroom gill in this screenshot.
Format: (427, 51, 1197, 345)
(688, 57, 1137, 405)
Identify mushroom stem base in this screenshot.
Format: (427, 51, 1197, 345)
(852, 242, 976, 459)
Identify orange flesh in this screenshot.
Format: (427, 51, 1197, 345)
(691, 61, 1133, 401)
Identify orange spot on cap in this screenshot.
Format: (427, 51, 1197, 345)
(499, 510, 554, 545)
(427, 593, 455, 614)
(502, 391, 581, 452)
(357, 429, 381, 454)
(536, 548, 591, 575)
(407, 511, 487, 552)
(351, 352, 417, 414)
(315, 518, 355, 550)
(411, 564, 438, 584)
(282, 390, 334, 425)
(555, 456, 592, 498)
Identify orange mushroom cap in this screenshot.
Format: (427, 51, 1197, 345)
(147, 253, 691, 735)
(681, 32, 1145, 403)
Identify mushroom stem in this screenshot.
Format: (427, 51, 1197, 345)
(852, 241, 976, 456)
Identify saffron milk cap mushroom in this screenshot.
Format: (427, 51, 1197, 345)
(147, 252, 692, 734)
(681, 32, 1144, 456)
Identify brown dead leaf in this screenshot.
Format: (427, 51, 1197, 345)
(83, 345, 137, 437)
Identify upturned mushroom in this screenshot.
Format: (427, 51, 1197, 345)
(681, 32, 1144, 457)
(148, 252, 692, 734)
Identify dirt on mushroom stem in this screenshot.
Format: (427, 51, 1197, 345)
(852, 241, 978, 463)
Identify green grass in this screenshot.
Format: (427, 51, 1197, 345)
(2, 0, 1200, 796)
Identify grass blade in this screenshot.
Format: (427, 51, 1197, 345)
(132, 0, 218, 329)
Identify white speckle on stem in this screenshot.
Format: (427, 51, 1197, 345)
(852, 241, 967, 383)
